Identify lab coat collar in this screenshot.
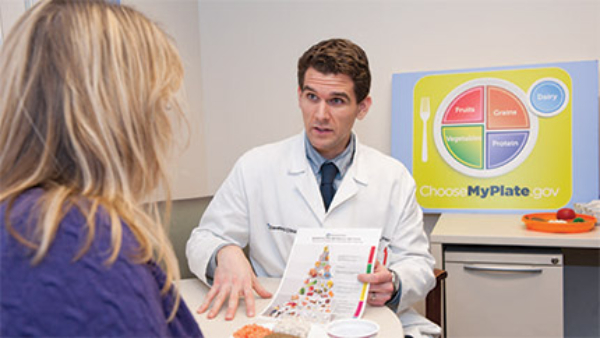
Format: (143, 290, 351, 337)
(287, 132, 323, 218)
(288, 132, 309, 174)
(348, 136, 369, 186)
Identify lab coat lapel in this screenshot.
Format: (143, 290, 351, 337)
(328, 172, 358, 211)
(288, 133, 326, 222)
(328, 141, 368, 212)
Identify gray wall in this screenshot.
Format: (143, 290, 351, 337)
(168, 197, 212, 279)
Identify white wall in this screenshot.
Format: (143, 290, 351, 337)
(0, 0, 33, 39)
(198, 0, 600, 195)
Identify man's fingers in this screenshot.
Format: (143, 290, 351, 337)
(368, 279, 394, 294)
(367, 291, 390, 306)
(197, 285, 219, 314)
(196, 300, 210, 314)
(252, 279, 273, 299)
(207, 286, 230, 319)
(357, 272, 375, 283)
(358, 271, 387, 284)
(225, 287, 241, 321)
(200, 277, 272, 320)
(196, 301, 210, 315)
(358, 264, 393, 284)
(243, 287, 257, 317)
(358, 260, 395, 304)
(367, 292, 380, 306)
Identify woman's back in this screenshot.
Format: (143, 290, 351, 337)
(1, 188, 202, 336)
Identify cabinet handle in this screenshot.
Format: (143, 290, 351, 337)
(464, 264, 543, 274)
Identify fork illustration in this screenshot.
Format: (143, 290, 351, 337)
(420, 97, 430, 162)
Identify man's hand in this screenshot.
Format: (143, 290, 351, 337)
(357, 260, 395, 306)
(196, 245, 272, 320)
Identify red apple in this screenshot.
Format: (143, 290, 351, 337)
(556, 208, 576, 220)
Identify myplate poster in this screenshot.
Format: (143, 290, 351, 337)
(392, 61, 599, 213)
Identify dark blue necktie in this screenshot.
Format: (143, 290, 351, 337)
(320, 162, 338, 211)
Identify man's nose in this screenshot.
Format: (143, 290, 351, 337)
(315, 101, 330, 120)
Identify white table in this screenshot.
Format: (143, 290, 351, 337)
(178, 277, 403, 337)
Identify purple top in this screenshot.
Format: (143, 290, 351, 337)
(1, 189, 203, 337)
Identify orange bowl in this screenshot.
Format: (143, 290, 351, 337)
(522, 213, 596, 233)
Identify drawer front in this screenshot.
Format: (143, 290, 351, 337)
(446, 261, 563, 338)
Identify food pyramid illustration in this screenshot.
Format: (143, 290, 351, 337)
(268, 246, 335, 322)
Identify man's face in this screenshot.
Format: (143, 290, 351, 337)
(298, 67, 371, 159)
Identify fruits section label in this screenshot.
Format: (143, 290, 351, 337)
(391, 61, 599, 212)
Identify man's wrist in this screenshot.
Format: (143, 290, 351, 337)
(386, 270, 402, 310)
(390, 269, 400, 295)
(207, 243, 235, 281)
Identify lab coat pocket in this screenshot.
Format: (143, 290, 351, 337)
(265, 223, 298, 248)
(264, 223, 298, 263)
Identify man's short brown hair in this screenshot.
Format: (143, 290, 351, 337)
(297, 38, 371, 103)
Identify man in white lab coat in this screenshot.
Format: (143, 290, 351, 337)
(186, 38, 440, 338)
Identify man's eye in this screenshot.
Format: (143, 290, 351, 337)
(307, 93, 318, 101)
(330, 98, 345, 105)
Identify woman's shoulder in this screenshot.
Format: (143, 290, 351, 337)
(1, 189, 201, 337)
(1, 188, 136, 260)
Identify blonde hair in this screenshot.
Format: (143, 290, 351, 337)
(0, 0, 185, 320)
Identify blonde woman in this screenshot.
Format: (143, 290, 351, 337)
(0, 0, 203, 336)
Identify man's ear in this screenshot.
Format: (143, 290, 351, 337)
(357, 96, 372, 120)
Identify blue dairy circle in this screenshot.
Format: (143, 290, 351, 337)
(529, 79, 568, 116)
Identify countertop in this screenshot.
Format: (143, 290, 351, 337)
(430, 213, 600, 248)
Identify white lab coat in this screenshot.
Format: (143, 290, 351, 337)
(186, 132, 440, 335)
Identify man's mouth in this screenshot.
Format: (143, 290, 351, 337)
(314, 126, 332, 133)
